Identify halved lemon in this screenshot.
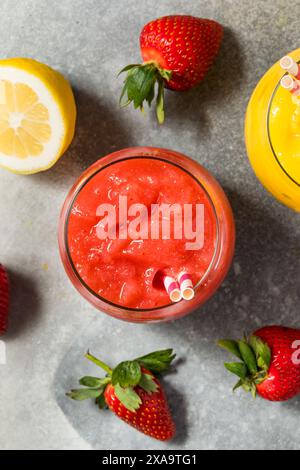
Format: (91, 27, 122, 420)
(0, 58, 76, 174)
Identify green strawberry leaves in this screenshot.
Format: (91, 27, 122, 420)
(67, 375, 111, 402)
(250, 335, 271, 371)
(66, 349, 175, 412)
(218, 334, 271, 397)
(79, 376, 106, 387)
(111, 349, 175, 402)
(224, 362, 248, 379)
(66, 388, 104, 401)
(119, 64, 157, 110)
(119, 62, 172, 124)
(139, 372, 159, 394)
(112, 361, 142, 388)
(217, 340, 242, 360)
(135, 349, 176, 374)
(237, 341, 258, 375)
(114, 384, 142, 412)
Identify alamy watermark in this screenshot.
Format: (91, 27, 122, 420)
(95, 196, 205, 250)
(292, 340, 300, 365)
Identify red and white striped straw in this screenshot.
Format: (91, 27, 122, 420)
(280, 56, 300, 79)
(163, 276, 182, 303)
(280, 75, 300, 96)
(178, 272, 195, 301)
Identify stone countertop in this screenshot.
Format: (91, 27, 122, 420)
(1, 0, 300, 450)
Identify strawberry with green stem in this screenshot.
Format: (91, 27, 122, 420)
(218, 326, 300, 401)
(67, 349, 176, 441)
(119, 15, 223, 123)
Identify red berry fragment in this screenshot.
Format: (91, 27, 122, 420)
(0, 264, 9, 335)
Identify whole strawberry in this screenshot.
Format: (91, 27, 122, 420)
(67, 349, 176, 440)
(119, 15, 223, 123)
(0, 264, 9, 335)
(218, 326, 300, 401)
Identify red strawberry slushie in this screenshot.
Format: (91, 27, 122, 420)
(67, 158, 216, 309)
(59, 147, 235, 322)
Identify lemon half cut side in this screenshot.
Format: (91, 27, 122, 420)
(0, 58, 76, 174)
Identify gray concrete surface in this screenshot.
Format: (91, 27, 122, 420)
(0, 0, 300, 450)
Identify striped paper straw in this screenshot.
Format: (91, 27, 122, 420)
(163, 276, 182, 303)
(280, 56, 300, 79)
(280, 75, 300, 96)
(178, 272, 195, 300)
